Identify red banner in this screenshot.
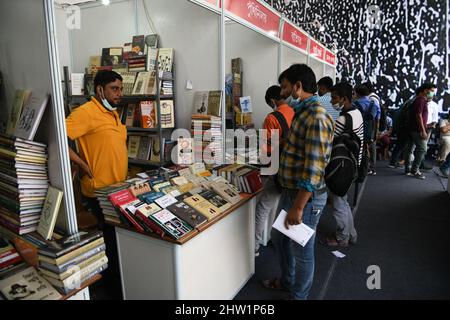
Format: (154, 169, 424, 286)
(309, 39, 325, 61)
(225, 0, 280, 36)
(325, 50, 336, 65)
(205, 0, 219, 6)
(282, 21, 308, 52)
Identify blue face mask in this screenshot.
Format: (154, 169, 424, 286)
(288, 97, 301, 110)
(284, 95, 293, 106)
(100, 87, 117, 111)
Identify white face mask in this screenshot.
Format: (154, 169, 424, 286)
(284, 95, 293, 105)
(332, 103, 344, 111)
(100, 87, 117, 111)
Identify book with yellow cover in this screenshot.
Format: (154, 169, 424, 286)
(37, 186, 63, 240)
(183, 194, 220, 220)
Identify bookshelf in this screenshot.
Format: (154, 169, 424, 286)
(62, 52, 177, 168)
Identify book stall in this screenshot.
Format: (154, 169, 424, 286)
(0, 0, 337, 300)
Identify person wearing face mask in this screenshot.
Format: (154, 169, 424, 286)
(65, 70, 127, 298)
(403, 83, 436, 179)
(254, 85, 295, 257)
(262, 64, 334, 300)
(278, 69, 294, 105)
(317, 76, 339, 121)
(66, 70, 127, 210)
(320, 82, 363, 247)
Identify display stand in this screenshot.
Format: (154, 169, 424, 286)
(115, 193, 257, 299)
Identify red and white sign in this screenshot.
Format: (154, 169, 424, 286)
(225, 0, 280, 37)
(309, 39, 325, 61)
(205, 0, 219, 6)
(282, 21, 308, 52)
(325, 50, 336, 65)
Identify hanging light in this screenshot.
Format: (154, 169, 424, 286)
(101, 0, 110, 5)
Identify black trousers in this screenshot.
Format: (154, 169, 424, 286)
(84, 197, 123, 299)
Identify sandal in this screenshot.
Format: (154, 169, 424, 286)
(262, 278, 286, 291)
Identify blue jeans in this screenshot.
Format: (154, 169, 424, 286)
(441, 153, 450, 174)
(271, 188, 327, 300)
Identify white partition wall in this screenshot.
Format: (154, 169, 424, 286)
(225, 21, 279, 129)
(308, 57, 325, 82)
(324, 64, 337, 82)
(281, 45, 308, 72)
(0, 0, 77, 234)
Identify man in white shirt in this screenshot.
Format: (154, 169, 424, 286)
(420, 94, 439, 170)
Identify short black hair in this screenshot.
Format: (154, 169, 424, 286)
(331, 82, 353, 102)
(282, 64, 317, 94)
(362, 81, 375, 93)
(94, 70, 123, 92)
(354, 84, 370, 97)
(416, 82, 437, 94)
(278, 69, 289, 84)
(317, 77, 334, 90)
(265, 85, 282, 105)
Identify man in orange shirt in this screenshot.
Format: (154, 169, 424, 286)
(66, 71, 127, 224)
(255, 85, 295, 256)
(66, 70, 127, 298)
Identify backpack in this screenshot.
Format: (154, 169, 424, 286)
(325, 112, 361, 197)
(393, 98, 414, 135)
(354, 100, 376, 142)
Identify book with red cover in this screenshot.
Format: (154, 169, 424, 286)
(140, 101, 157, 128)
(109, 190, 143, 231)
(134, 205, 166, 238)
(244, 170, 263, 193)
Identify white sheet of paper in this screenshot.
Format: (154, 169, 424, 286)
(272, 210, 315, 247)
(332, 251, 346, 258)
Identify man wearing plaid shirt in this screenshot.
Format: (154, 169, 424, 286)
(263, 64, 334, 300)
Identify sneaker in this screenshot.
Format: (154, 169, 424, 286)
(368, 170, 376, 176)
(411, 170, 425, 180)
(255, 250, 260, 257)
(387, 163, 396, 169)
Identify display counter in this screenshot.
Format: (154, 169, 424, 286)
(114, 192, 259, 299)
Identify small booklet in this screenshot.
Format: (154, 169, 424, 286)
(272, 210, 315, 247)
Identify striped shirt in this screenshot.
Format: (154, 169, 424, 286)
(278, 96, 334, 192)
(334, 109, 364, 165)
(318, 92, 340, 121)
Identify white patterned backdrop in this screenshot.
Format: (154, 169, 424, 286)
(264, 0, 450, 111)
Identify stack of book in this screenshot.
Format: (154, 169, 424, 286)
(0, 134, 49, 235)
(161, 80, 173, 96)
(94, 181, 134, 225)
(0, 236, 24, 278)
(212, 164, 263, 194)
(128, 55, 147, 72)
(191, 115, 223, 164)
(37, 230, 107, 295)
